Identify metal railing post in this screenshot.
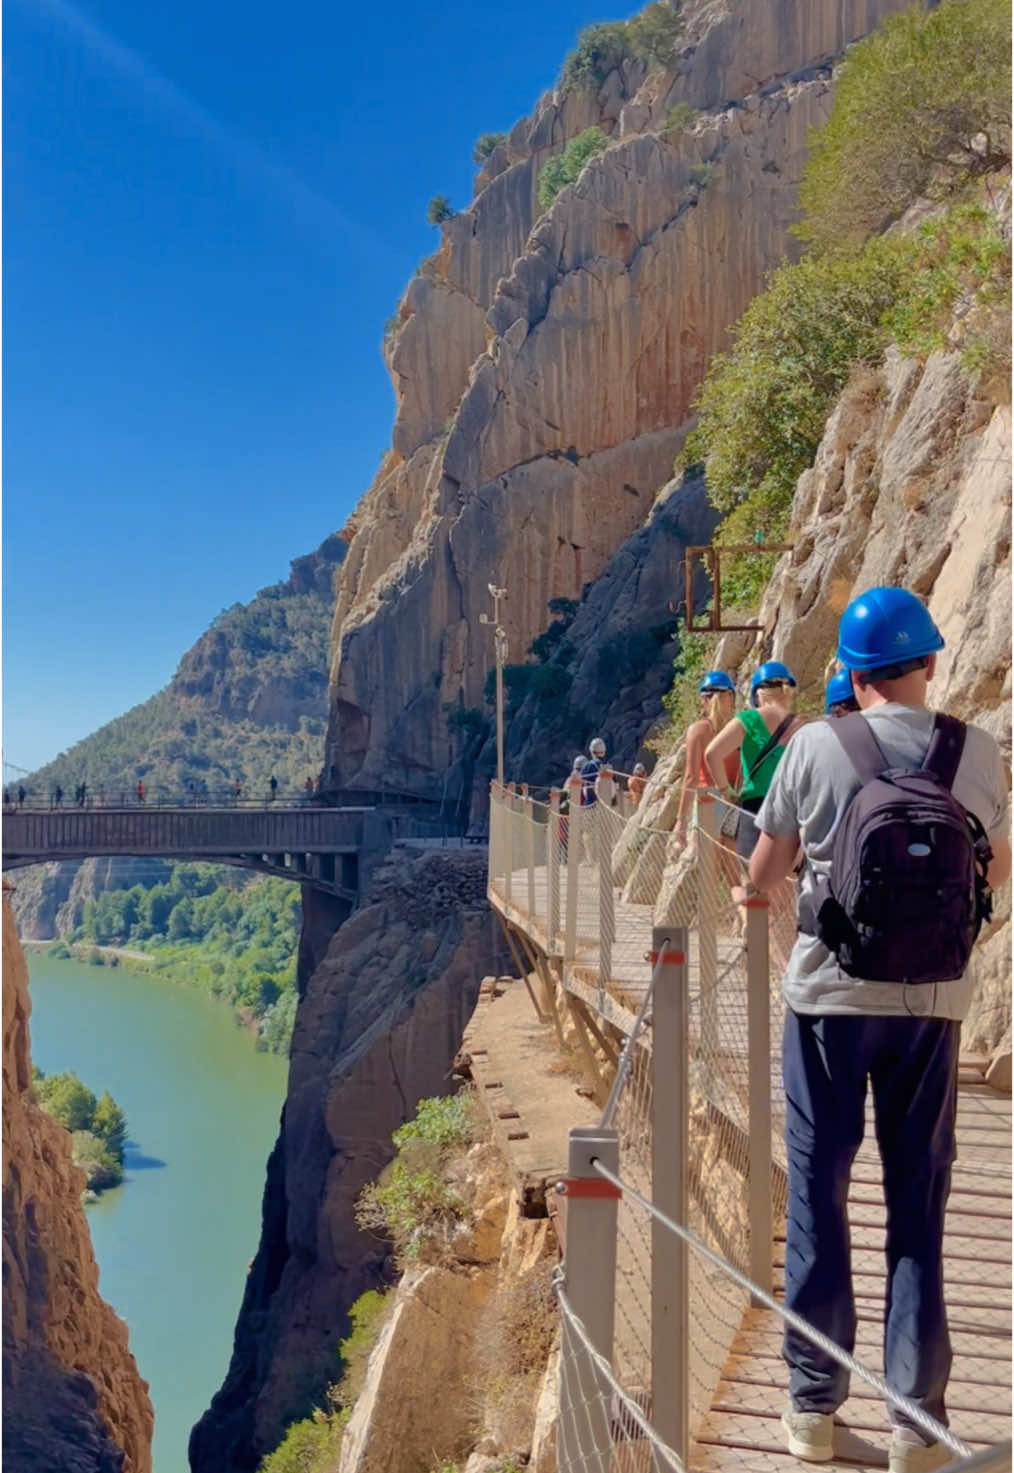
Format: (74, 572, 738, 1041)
(565, 800, 581, 962)
(598, 805, 615, 995)
(745, 893, 773, 1295)
(548, 789, 561, 950)
(697, 790, 720, 1081)
(557, 1124, 620, 1473)
(505, 783, 515, 908)
(651, 925, 690, 1465)
(522, 785, 536, 923)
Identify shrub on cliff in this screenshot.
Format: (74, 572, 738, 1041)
(426, 194, 457, 225)
(473, 132, 507, 164)
(797, 0, 1012, 251)
(558, 4, 682, 93)
(71, 1130, 123, 1191)
(355, 1092, 479, 1262)
(538, 127, 609, 207)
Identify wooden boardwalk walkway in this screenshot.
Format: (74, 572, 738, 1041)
(488, 856, 1012, 1470)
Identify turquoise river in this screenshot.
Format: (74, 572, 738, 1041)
(27, 950, 288, 1473)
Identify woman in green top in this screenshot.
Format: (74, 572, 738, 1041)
(704, 660, 804, 860)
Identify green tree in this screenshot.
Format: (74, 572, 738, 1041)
(92, 1092, 128, 1164)
(426, 195, 457, 225)
(627, 1, 683, 64)
(559, 20, 631, 92)
(472, 132, 507, 163)
(797, 0, 1011, 252)
(72, 1131, 123, 1191)
(538, 127, 609, 208)
(36, 1071, 97, 1132)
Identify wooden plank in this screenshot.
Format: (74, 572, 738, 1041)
(773, 1269, 1010, 1312)
(694, 1408, 993, 1459)
(846, 1202, 1013, 1236)
(738, 1306, 1011, 1362)
(850, 1296, 1012, 1336)
(729, 1331, 1011, 1386)
(772, 1246, 1012, 1288)
(720, 1354, 1011, 1415)
(711, 1378, 1012, 1440)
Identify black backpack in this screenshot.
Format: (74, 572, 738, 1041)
(802, 712, 993, 984)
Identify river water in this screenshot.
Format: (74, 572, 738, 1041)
(26, 951, 288, 1473)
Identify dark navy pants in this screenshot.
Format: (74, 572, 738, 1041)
(782, 1010, 959, 1431)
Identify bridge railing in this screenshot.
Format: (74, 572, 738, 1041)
(487, 784, 1004, 1472)
(2, 787, 444, 814)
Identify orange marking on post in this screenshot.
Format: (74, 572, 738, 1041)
(649, 949, 686, 965)
(744, 898, 769, 909)
(561, 1178, 622, 1200)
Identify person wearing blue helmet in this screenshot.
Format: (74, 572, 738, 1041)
(672, 670, 739, 849)
(825, 669, 859, 717)
(747, 587, 1011, 1472)
(704, 658, 804, 860)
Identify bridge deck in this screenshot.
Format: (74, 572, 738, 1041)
(489, 861, 1012, 1470)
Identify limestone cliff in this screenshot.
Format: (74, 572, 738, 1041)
(190, 849, 510, 1472)
(2, 890, 153, 1472)
(325, 0, 915, 803)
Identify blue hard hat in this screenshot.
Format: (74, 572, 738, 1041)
(698, 669, 735, 694)
(837, 586, 944, 670)
(825, 669, 856, 712)
(749, 660, 797, 705)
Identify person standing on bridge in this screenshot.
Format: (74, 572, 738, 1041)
(17, 786, 25, 808)
(269, 775, 278, 802)
(627, 762, 648, 807)
(747, 589, 1011, 1472)
(53, 785, 63, 809)
(136, 779, 145, 804)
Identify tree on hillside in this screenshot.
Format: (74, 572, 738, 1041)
(35, 1071, 97, 1132)
(426, 195, 457, 225)
(92, 1092, 128, 1164)
(797, 0, 1012, 251)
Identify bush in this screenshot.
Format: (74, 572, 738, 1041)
(72, 1130, 123, 1191)
(356, 1093, 477, 1261)
(257, 1412, 340, 1473)
(48, 940, 70, 959)
(426, 195, 457, 225)
(36, 1070, 98, 1132)
(688, 161, 715, 188)
(627, 1, 683, 64)
(538, 127, 609, 208)
(558, 4, 682, 92)
(393, 1093, 476, 1151)
(473, 132, 507, 164)
(664, 102, 698, 134)
(797, 0, 1011, 252)
(559, 21, 631, 93)
(92, 1091, 127, 1163)
(334, 1290, 392, 1409)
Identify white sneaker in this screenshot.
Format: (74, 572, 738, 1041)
(782, 1410, 835, 1463)
(888, 1430, 954, 1473)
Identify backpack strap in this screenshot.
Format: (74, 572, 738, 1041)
(829, 711, 890, 785)
(922, 712, 966, 791)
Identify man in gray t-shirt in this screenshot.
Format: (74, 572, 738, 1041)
(748, 588, 1011, 1473)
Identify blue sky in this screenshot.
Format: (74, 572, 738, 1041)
(4, 0, 621, 773)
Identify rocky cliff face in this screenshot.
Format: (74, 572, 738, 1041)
(2, 890, 153, 1472)
(324, 0, 915, 803)
(190, 849, 510, 1472)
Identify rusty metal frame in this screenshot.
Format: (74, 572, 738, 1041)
(684, 544, 792, 632)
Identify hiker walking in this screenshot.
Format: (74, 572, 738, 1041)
(825, 668, 860, 717)
(674, 670, 739, 851)
(269, 775, 278, 802)
(17, 786, 25, 808)
(580, 737, 606, 807)
(594, 761, 617, 808)
(559, 755, 584, 862)
(747, 588, 1011, 1472)
(627, 762, 648, 807)
(705, 660, 803, 861)
(136, 779, 145, 804)
(53, 785, 63, 809)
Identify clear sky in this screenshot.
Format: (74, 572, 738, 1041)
(3, 0, 620, 774)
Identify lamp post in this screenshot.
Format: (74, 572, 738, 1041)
(479, 584, 508, 788)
